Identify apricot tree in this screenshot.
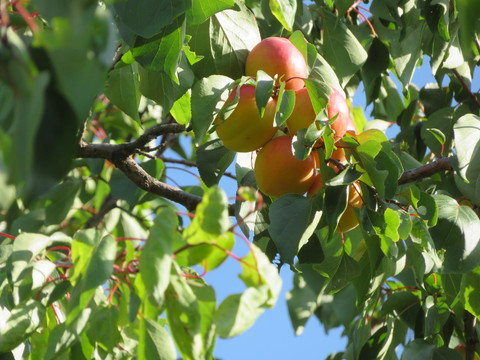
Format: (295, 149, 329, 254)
(1, 0, 480, 359)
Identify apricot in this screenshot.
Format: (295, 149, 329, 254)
(286, 87, 353, 143)
(215, 85, 277, 152)
(337, 206, 359, 233)
(327, 88, 350, 141)
(306, 173, 324, 198)
(349, 181, 362, 208)
(245, 37, 308, 91)
(254, 135, 317, 198)
(286, 87, 316, 136)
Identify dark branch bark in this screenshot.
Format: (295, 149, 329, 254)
(398, 157, 453, 185)
(77, 123, 235, 215)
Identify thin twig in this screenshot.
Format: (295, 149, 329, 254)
(452, 68, 480, 108)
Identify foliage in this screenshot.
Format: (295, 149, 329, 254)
(1, 0, 480, 359)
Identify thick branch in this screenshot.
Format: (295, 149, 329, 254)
(114, 156, 205, 212)
(77, 123, 235, 215)
(398, 157, 453, 185)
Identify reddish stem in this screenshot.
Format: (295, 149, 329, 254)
(47, 246, 72, 258)
(107, 282, 119, 304)
(0, 232, 15, 240)
(11, 0, 38, 33)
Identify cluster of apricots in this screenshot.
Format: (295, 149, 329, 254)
(215, 37, 362, 232)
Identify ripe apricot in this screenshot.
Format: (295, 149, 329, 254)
(286, 87, 353, 143)
(286, 87, 316, 136)
(215, 85, 277, 152)
(327, 88, 350, 141)
(254, 135, 317, 198)
(337, 206, 359, 233)
(349, 181, 362, 208)
(245, 37, 308, 91)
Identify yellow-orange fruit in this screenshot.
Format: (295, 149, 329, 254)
(286, 87, 317, 136)
(337, 206, 359, 233)
(286, 87, 354, 144)
(215, 85, 277, 152)
(306, 173, 324, 198)
(246, 37, 308, 91)
(349, 181, 362, 208)
(327, 88, 350, 141)
(254, 135, 317, 198)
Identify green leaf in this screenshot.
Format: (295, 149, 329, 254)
(165, 274, 203, 360)
(286, 264, 326, 335)
(275, 87, 296, 127)
(391, 22, 425, 86)
(86, 306, 121, 352)
(461, 266, 480, 319)
(171, 91, 192, 125)
(138, 56, 194, 119)
(45, 308, 91, 360)
(104, 62, 141, 122)
(0, 299, 45, 353)
(324, 185, 348, 239)
(255, 71, 275, 117)
(186, 0, 235, 25)
(8, 72, 49, 185)
(238, 244, 282, 307)
(269, 0, 297, 32)
(68, 230, 116, 321)
(400, 339, 435, 360)
(320, 9, 368, 86)
(187, 1, 261, 79)
(196, 138, 236, 186)
(138, 318, 177, 360)
(131, 16, 186, 83)
(429, 194, 480, 273)
(44, 179, 82, 226)
(114, 0, 192, 38)
(432, 347, 463, 360)
(453, 114, 480, 204)
(10, 233, 51, 284)
(191, 75, 234, 144)
(140, 207, 178, 307)
(456, 0, 480, 53)
(214, 287, 267, 338)
(268, 195, 322, 264)
(304, 79, 331, 115)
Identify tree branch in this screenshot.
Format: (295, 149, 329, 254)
(398, 157, 453, 185)
(77, 123, 235, 215)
